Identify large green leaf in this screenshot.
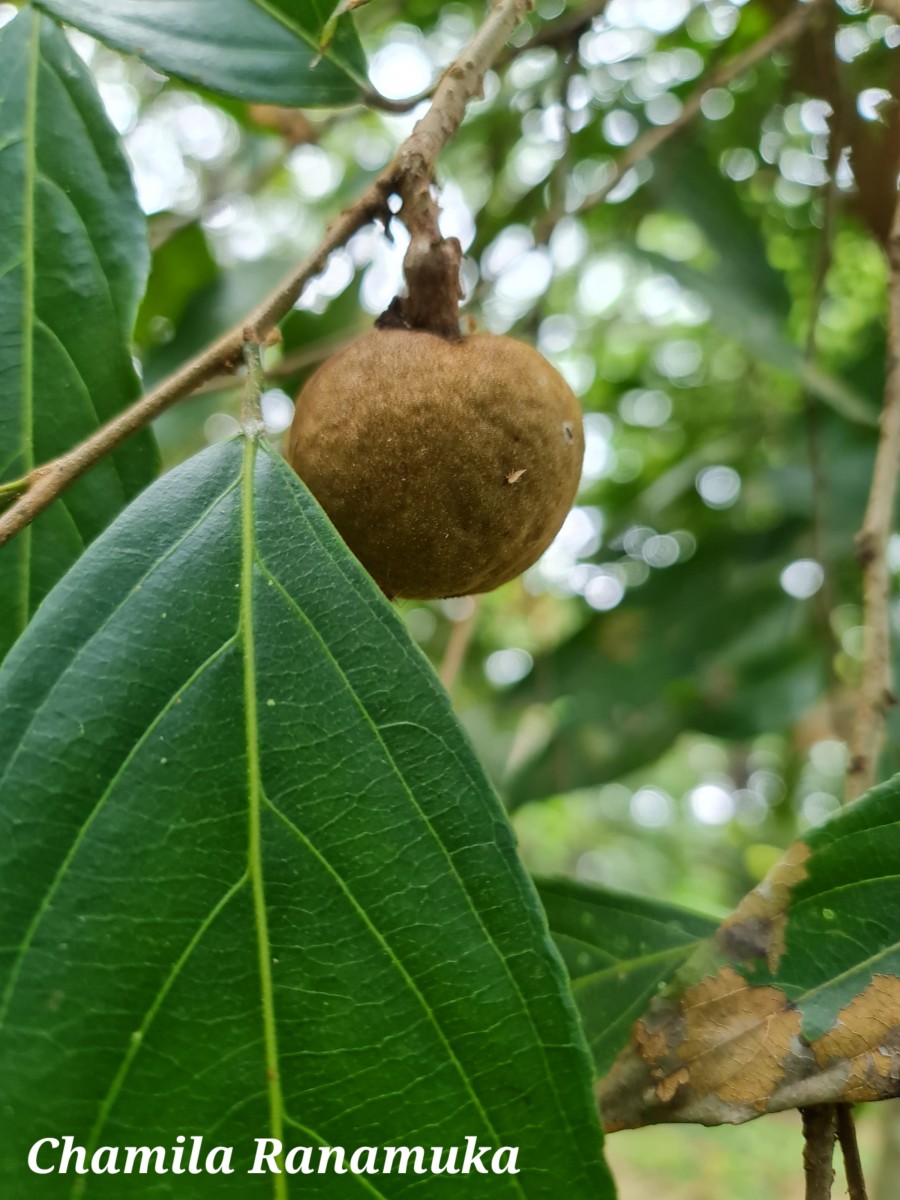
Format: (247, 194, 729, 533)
(538, 878, 716, 1077)
(0, 8, 157, 662)
(599, 775, 900, 1129)
(0, 436, 611, 1197)
(35, 0, 369, 107)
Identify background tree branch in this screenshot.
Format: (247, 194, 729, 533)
(803, 1107, 837, 1200)
(837, 1105, 869, 1200)
(845, 184, 900, 800)
(576, 0, 829, 215)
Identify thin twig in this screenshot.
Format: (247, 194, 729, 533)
(0, 192, 385, 547)
(439, 597, 482, 693)
(836, 1105, 869, 1200)
(803, 1106, 837, 1200)
(845, 183, 900, 801)
(802, 6, 845, 688)
(0, 0, 532, 551)
(188, 332, 357, 400)
(575, 0, 829, 215)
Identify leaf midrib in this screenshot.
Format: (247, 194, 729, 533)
(250, 0, 368, 90)
(570, 942, 698, 993)
(241, 435, 288, 1200)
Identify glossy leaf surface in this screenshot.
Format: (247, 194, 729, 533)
(0, 9, 157, 661)
(35, 0, 370, 106)
(538, 878, 716, 1077)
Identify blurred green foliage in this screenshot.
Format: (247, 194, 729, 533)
(60, 0, 899, 928)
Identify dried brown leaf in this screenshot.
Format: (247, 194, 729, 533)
(718, 842, 811, 972)
(597, 840, 900, 1130)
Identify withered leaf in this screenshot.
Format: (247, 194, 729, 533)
(597, 774, 900, 1130)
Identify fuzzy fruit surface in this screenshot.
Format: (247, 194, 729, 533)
(287, 328, 585, 599)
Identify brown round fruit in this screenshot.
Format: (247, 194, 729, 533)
(286, 328, 584, 599)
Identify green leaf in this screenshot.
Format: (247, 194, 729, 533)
(0, 9, 157, 662)
(142, 257, 285, 389)
(35, 0, 370, 107)
(599, 774, 900, 1128)
(538, 878, 716, 1077)
(135, 222, 218, 352)
(0, 437, 612, 1197)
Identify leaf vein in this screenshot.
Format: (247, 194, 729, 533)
(77, 874, 249, 1181)
(0, 472, 242, 793)
(0, 633, 239, 1027)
